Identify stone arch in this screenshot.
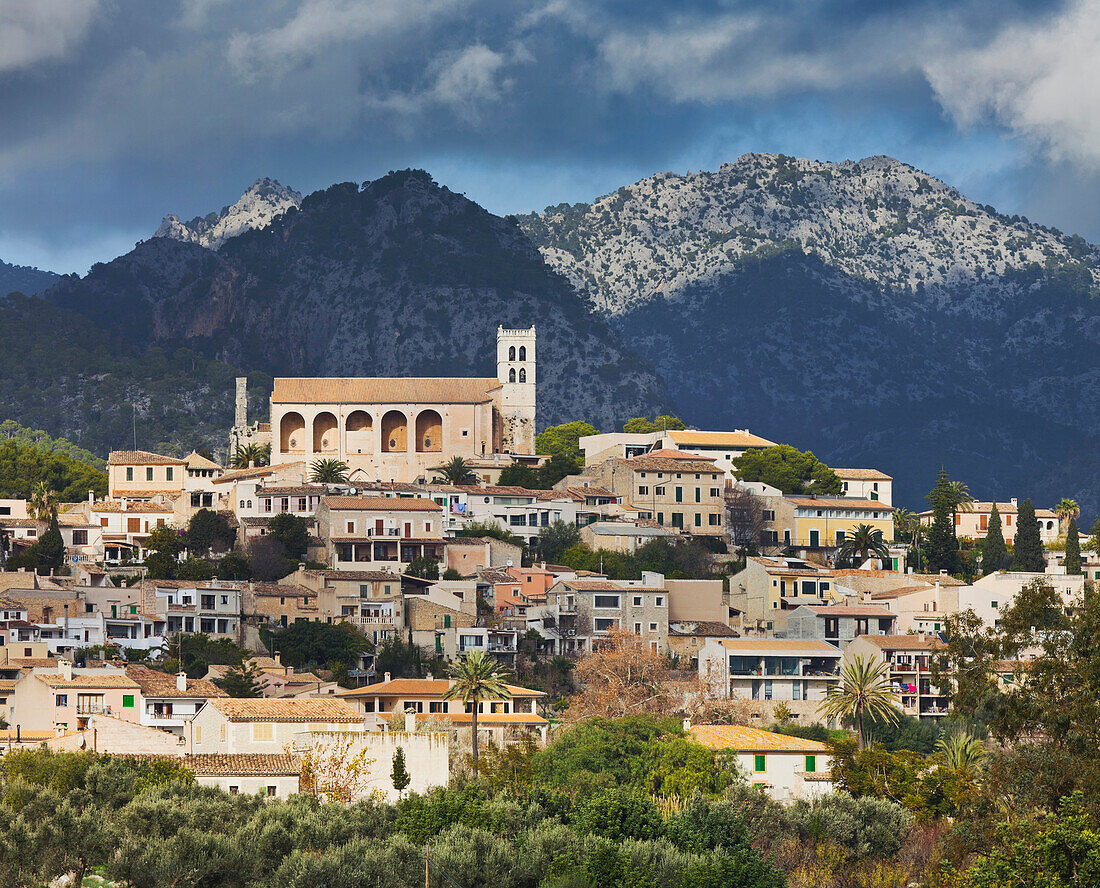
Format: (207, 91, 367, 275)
(518, 346, 526, 361)
(509, 368, 516, 383)
(381, 410, 407, 452)
(280, 412, 305, 453)
(508, 346, 516, 361)
(519, 368, 526, 383)
(345, 410, 373, 454)
(313, 412, 338, 453)
(415, 410, 442, 452)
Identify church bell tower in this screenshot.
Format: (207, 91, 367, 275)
(497, 326, 536, 454)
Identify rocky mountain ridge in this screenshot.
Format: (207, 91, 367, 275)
(520, 154, 1100, 512)
(41, 170, 669, 446)
(154, 177, 302, 250)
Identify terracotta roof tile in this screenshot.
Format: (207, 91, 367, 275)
(832, 468, 893, 480)
(125, 666, 227, 699)
(785, 497, 893, 512)
(108, 450, 187, 466)
(185, 753, 301, 776)
(857, 634, 945, 651)
(37, 672, 141, 689)
(184, 452, 223, 471)
(665, 430, 777, 448)
(339, 678, 544, 698)
(213, 463, 307, 484)
(322, 496, 442, 511)
(208, 697, 362, 721)
(689, 724, 830, 752)
(622, 454, 722, 473)
(272, 377, 500, 404)
(301, 570, 401, 582)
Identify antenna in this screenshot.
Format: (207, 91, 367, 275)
(133, 404, 137, 450)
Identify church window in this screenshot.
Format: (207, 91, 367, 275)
(509, 368, 516, 383)
(508, 346, 516, 361)
(519, 368, 526, 383)
(518, 346, 526, 361)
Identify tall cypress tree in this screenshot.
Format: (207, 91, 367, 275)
(926, 468, 960, 575)
(1013, 498, 1045, 572)
(981, 502, 1007, 574)
(1064, 516, 1082, 575)
(36, 513, 65, 575)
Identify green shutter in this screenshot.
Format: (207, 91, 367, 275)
(805, 755, 816, 773)
(754, 754, 765, 772)
(122, 695, 134, 708)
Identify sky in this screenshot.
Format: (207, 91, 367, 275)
(2, 0, 1100, 274)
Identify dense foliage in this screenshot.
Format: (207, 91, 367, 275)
(0, 439, 107, 501)
(732, 445, 842, 495)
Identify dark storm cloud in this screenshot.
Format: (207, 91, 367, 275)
(0, 0, 1090, 272)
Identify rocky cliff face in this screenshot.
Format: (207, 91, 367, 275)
(43, 170, 669, 443)
(520, 154, 1100, 513)
(154, 178, 302, 250)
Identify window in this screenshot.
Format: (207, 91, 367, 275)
(991, 601, 998, 609)
(638, 486, 649, 495)
(146, 467, 154, 481)
(123, 695, 134, 708)
(194, 725, 202, 742)
(709, 514, 721, 526)
(633, 622, 642, 635)
(763, 509, 775, 522)
(252, 723, 274, 741)
(220, 724, 226, 741)
(55, 694, 67, 707)
(593, 595, 620, 608)
(264, 499, 272, 513)
(594, 618, 619, 632)
(424, 521, 432, 533)
(805, 755, 816, 773)
(654, 486, 665, 496)
(675, 486, 683, 503)
(298, 498, 307, 511)
(655, 596, 664, 607)
(166, 467, 173, 481)
(126, 467, 134, 481)
(72, 530, 87, 545)
(754, 754, 766, 772)
(267, 786, 277, 797)
(429, 701, 447, 713)
(229, 786, 239, 795)
(347, 521, 355, 534)
(649, 622, 658, 631)
(632, 596, 643, 606)
(694, 514, 702, 527)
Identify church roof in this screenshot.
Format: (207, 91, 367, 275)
(272, 378, 501, 405)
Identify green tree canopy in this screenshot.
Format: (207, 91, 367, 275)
(981, 502, 1008, 574)
(220, 661, 265, 698)
(622, 415, 686, 434)
(925, 468, 960, 575)
(145, 524, 184, 556)
(537, 520, 581, 563)
(185, 509, 237, 555)
(732, 444, 843, 495)
(35, 513, 65, 574)
(535, 421, 597, 462)
(1065, 516, 1082, 575)
(0, 439, 107, 501)
(1012, 498, 1045, 572)
(266, 512, 311, 562)
(269, 621, 369, 670)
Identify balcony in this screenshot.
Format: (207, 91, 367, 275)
(76, 704, 111, 716)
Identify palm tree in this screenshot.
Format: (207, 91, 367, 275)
(947, 481, 975, 513)
(892, 508, 917, 543)
(310, 458, 350, 484)
(936, 731, 986, 774)
(27, 481, 56, 522)
(817, 654, 901, 750)
(231, 443, 270, 469)
(431, 456, 475, 486)
(837, 524, 891, 568)
(441, 650, 513, 772)
(1055, 498, 1080, 526)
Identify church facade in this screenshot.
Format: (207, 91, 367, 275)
(264, 326, 536, 483)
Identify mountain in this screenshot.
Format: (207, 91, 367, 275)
(1, 258, 61, 297)
(154, 177, 302, 250)
(519, 154, 1100, 513)
(37, 170, 668, 456)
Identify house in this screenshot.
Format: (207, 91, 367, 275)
(444, 536, 524, 575)
(337, 675, 548, 743)
(668, 620, 739, 664)
(532, 575, 670, 655)
(580, 428, 777, 482)
(580, 520, 675, 554)
(107, 450, 188, 500)
(188, 697, 365, 753)
(185, 753, 302, 799)
(237, 483, 326, 522)
(91, 499, 174, 564)
(582, 451, 726, 536)
(284, 567, 406, 638)
(11, 662, 143, 732)
(182, 451, 225, 510)
(960, 571, 1084, 630)
(833, 468, 893, 506)
(780, 605, 896, 647)
(687, 722, 834, 802)
(763, 496, 894, 555)
(267, 326, 536, 483)
(317, 496, 445, 571)
(141, 579, 243, 641)
(124, 665, 226, 737)
(728, 556, 839, 631)
(845, 635, 948, 719)
(917, 498, 1061, 545)
(698, 638, 842, 713)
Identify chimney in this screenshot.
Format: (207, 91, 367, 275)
(274, 652, 281, 666)
(59, 660, 72, 681)
(384, 671, 391, 683)
(682, 718, 692, 731)
(939, 569, 947, 576)
(404, 709, 416, 733)
(54, 724, 65, 737)
(1010, 498, 1018, 507)
(176, 671, 187, 692)
(88, 490, 94, 505)
(248, 460, 255, 469)
(426, 671, 433, 680)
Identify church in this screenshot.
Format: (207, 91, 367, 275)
(235, 326, 537, 483)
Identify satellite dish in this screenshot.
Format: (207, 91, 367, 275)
(506, 559, 514, 567)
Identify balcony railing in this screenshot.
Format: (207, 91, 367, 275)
(76, 704, 110, 716)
